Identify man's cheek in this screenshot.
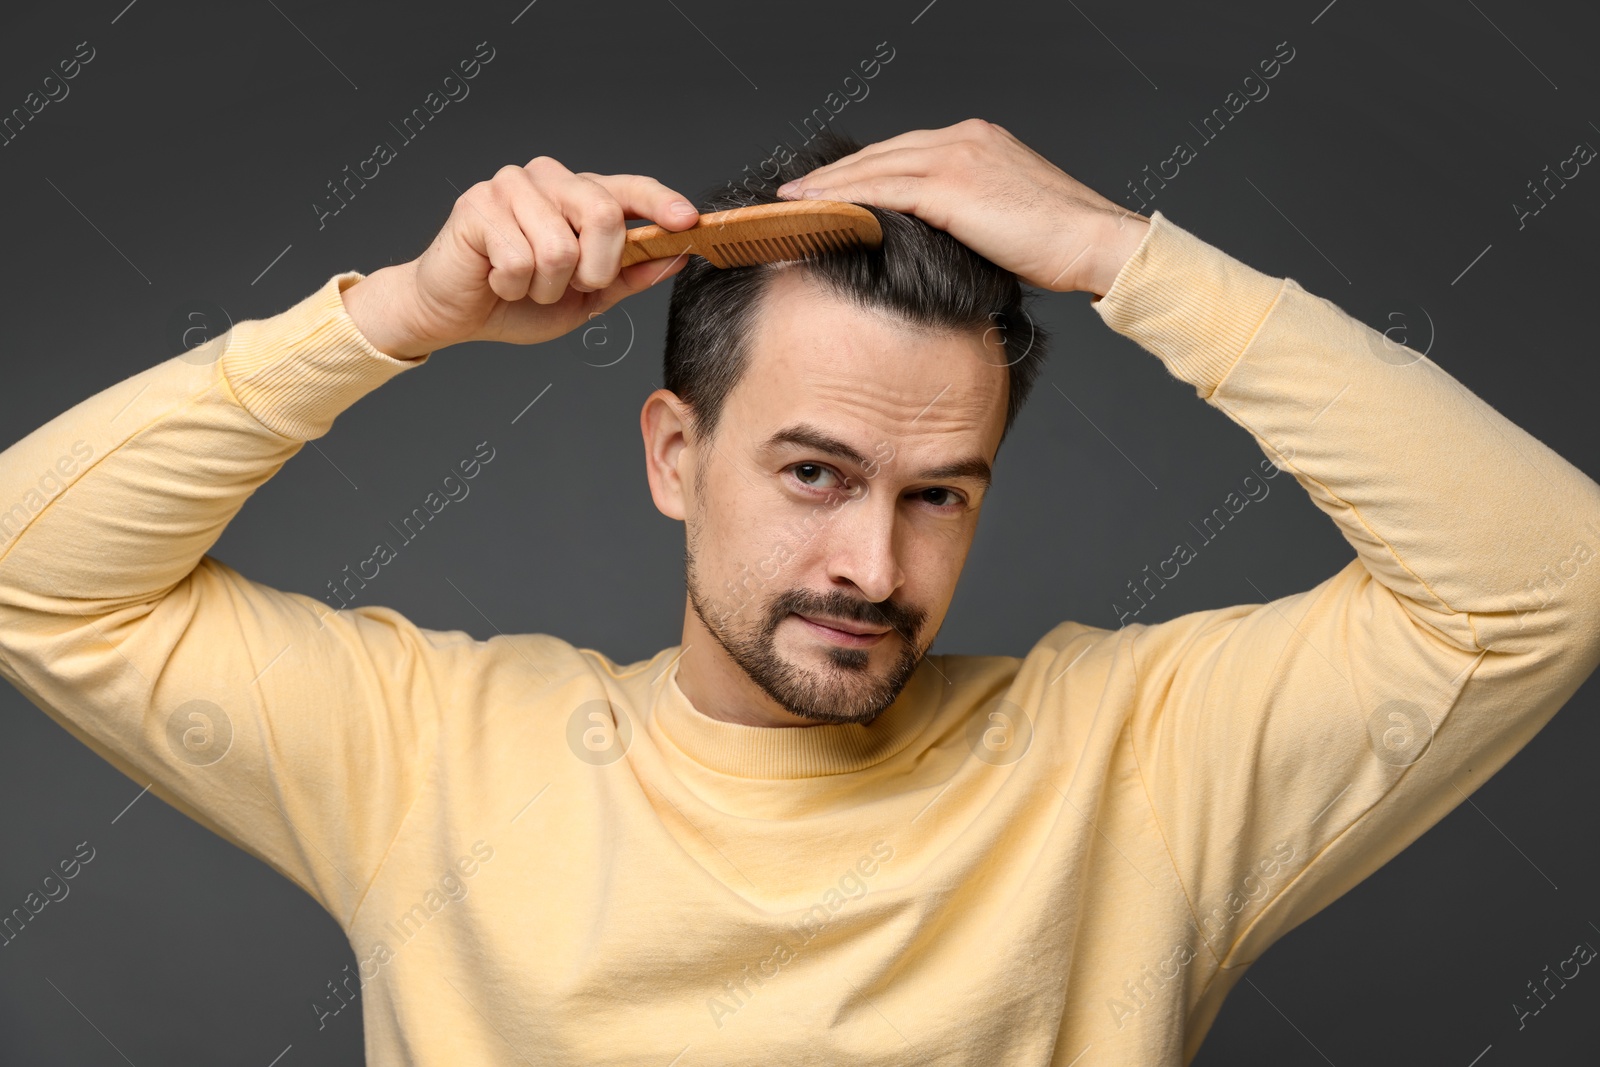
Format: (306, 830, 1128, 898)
(756, 552, 782, 581)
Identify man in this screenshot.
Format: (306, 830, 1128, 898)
(0, 119, 1596, 1065)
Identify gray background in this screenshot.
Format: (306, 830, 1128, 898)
(2, 0, 1598, 1063)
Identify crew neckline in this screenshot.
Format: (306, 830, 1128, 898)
(649, 651, 944, 779)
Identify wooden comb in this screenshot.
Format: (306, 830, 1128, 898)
(620, 200, 883, 268)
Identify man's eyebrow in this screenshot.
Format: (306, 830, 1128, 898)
(756, 422, 992, 491)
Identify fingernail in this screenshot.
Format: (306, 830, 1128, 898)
(800, 187, 827, 199)
(776, 181, 799, 196)
(670, 200, 696, 216)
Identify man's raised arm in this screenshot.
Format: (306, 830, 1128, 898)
(0, 158, 699, 924)
(778, 118, 1600, 1033)
(1080, 205, 1600, 950)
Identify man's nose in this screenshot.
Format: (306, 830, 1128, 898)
(823, 491, 906, 605)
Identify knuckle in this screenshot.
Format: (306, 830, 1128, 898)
(504, 241, 535, 271)
(456, 179, 491, 210)
(584, 196, 625, 233)
(524, 154, 568, 175)
(538, 235, 579, 269)
(489, 167, 526, 199)
(962, 118, 1003, 143)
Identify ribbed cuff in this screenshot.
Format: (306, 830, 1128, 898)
(1090, 210, 1287, 398)
(220, 272, 431, 441)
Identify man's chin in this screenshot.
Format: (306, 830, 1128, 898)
(761, 649, 905, 724)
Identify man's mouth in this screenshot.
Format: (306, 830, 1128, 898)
(791, 612, 891, 647)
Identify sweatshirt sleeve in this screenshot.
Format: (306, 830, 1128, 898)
(0, 272, 457, 929)
(1088, 213, 1600, 1004)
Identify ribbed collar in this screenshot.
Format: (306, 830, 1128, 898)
(648, 651, 944, 779)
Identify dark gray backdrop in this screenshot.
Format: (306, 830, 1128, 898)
(2, 0, 1597, 1063)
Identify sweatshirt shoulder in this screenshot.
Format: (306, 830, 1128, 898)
(916, 623, 1129, 721)
(443, 630, 672, 712)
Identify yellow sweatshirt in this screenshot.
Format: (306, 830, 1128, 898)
(2, 211, 1597, 1066)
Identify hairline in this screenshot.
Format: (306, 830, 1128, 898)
(686, 263, 1011, 457)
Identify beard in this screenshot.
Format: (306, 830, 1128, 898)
(683, 535, 931, 727)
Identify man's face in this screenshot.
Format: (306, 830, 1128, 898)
(663, 268, 1009, 727)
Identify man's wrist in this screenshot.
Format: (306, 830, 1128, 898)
(1083, 210, 1152, 299)
(340, 263, 430, 360)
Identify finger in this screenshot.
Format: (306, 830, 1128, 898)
(780, 145, 942, 211)
(777, 121, 977, 193)
(490, 251, 690, 342)
(580, 172, 701, 230)
(789, 129, 942, 183)
(522, 169, 697, 296)
(502, 164, 585, 303)
(541, 171, 628, 294)
(546, 172, 700, 295)
(782, 146, 939, 205)
(454, 173, 539, 303)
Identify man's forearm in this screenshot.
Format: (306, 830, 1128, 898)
(0, 274, 423, 623)
(1094, 211, 1600, 657)
(0, 275, 448, 922)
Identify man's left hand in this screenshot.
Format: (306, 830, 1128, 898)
(776, 119, 1149, 298)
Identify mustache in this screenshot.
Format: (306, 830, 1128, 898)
(765, 587, 925, 639)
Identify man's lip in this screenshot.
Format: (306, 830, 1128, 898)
(793, 612, 890, 636)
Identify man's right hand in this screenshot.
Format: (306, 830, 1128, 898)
(340, 156, 701, 358)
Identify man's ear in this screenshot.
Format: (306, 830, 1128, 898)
(641, 389, 695, 521)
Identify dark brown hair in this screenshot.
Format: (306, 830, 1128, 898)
(662, 127, 1049, 451)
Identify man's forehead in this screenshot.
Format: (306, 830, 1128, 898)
(733, 269, 1008, 440)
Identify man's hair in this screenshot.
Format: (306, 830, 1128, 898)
(661, 127, 1050, 454)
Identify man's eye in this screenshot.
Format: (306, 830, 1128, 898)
(920, 488, 960, 507)
(790, 463, 844, 490)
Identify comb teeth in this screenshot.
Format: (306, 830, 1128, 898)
(714, 227, 858, 267)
